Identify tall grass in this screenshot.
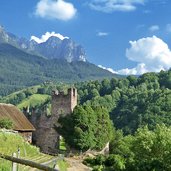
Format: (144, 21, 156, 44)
(57, 159, 68, 171)
(0, 131, 39, 156)
(0, 130, 68, 171)
(0, 130, 40, 170)
(0, 159, 11, 171)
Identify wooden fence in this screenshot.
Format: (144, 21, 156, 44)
(0, 153, 58, 171)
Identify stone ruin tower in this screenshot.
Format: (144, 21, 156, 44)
(52, 88, 77, 118)
(28, 88, 77, 154)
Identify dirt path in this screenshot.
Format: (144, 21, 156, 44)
(65, 157, 92, 171)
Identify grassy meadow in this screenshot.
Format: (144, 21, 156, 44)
(0, 130, 67, 171)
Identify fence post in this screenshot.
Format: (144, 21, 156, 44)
(12, 153, 17, 171)
(17, 147, 20, 171)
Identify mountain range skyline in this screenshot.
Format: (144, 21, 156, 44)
(0, 25, 87, 62)
(0, 0, 171, 75)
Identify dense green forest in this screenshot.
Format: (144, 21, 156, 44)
(0, 43, 115, 96)
(1, 70, 171, 135)
(1, 69, 171, 170)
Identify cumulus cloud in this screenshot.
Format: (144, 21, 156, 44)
(89, 0, 145, 13)
(100, 36, 171, 75)
(98, 63, 148, 75)
(149, 25, 159, 32)
(35, 0, 77, 21)
(97, 32, 109, 36)
(117, 63, 148, 75)
(98, 65, 118, 74)
(121, 36, 171, 75)
(30, 31, 69, 43)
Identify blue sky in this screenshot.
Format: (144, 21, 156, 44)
(0, 0, 171, 75)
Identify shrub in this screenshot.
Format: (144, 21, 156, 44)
(0, 118, 13, 129)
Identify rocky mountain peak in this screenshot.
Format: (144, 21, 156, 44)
(0, 26, 87, 62)
(29, 35, 86, 62)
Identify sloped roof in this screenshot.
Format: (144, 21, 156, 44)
(0, 103, 35, 131)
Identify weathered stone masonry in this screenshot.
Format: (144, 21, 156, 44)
(27, 88, 77, 154)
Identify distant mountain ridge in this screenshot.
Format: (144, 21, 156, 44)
(0, 25, 119, 96)
(0, 43, 117, 96)
(0, 25, 86, 62)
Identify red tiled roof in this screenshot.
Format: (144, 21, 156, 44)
(0, 103, 35, 131)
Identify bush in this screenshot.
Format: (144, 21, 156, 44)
(92, 165, 103, 171)
(94, 155, 105, 165)
(105, 154, 125, 170)
(83, 157, 96, 166)
(0, 118, 13, 129)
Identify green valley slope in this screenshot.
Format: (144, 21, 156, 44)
(0, 43, 116, 96)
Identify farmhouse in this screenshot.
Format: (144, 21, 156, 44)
(0, 103, 35, 143)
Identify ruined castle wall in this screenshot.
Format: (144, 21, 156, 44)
(29, 113, 59, 154)
(27, 88, 77, 154)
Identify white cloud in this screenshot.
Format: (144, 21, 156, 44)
(89, 0, 145, 13)
(100, 36, 171, 75)
(120, 36, 171, 75)
(98, 65, 118, 74)
(117, 63, 148, 75)
(35, 0, 77, 21)
(97, 32, 109, 36)
(98, 64, 148, 75)
(149, 25, 159, 32)
(30, 31, 69, 43)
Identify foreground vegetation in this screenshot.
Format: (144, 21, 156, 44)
(84, 124, 171, 171)
(0, 130, 40, 170)
(0, 130, 67, 170)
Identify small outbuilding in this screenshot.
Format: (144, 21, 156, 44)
(0, 103, 35, 143)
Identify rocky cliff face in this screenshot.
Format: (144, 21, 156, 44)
(0, 25, 86, 62)
(30, 36, 86, 62)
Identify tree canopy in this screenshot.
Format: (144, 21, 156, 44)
(57, 105, 113, 151)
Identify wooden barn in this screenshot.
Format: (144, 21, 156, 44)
(0, 103, 35, 143)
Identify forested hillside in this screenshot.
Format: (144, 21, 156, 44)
(1, 70, 171, 133)
(0, 43, 115, 96)
(74, 70, 171, 170)
(77, 70, 171, 134)
(1, 70, 171, 170)
(1, 70, 171, 158)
